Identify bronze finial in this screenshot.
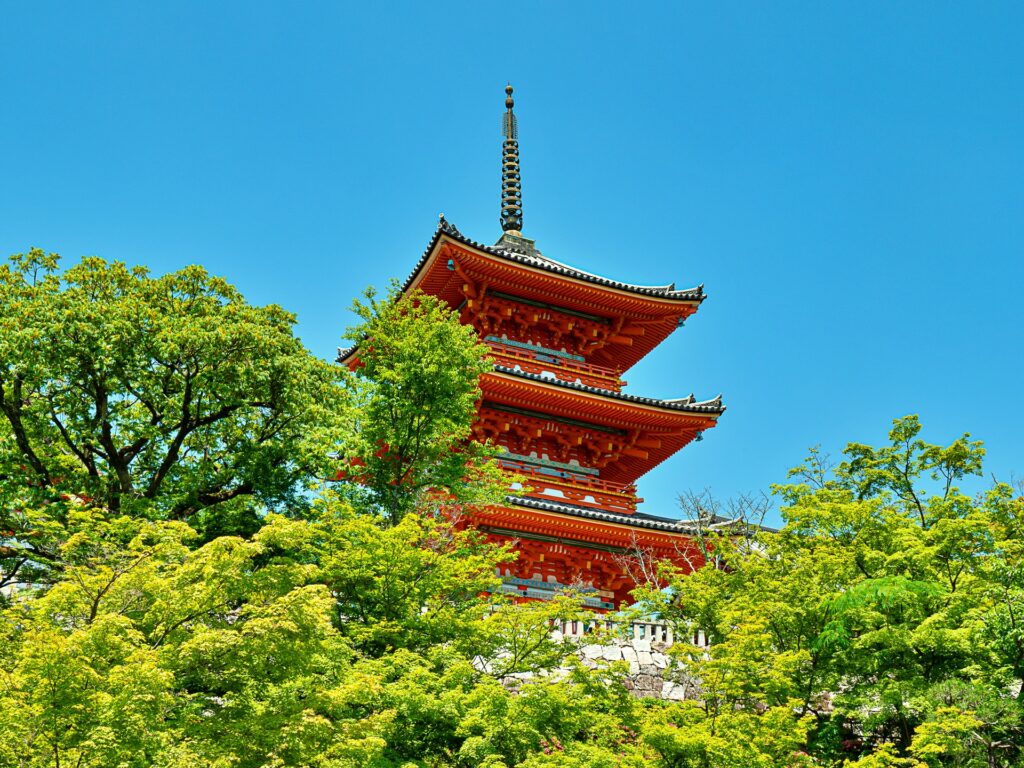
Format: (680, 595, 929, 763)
(500, 84, 523, 233)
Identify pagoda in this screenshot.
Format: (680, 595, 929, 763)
(341, 86, 725, 610)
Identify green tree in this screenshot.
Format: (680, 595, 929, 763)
(1, 250, 348, 588)
(0, 510, 370, 768)
(340, 285, 507, 525)
(312, 489, 508, 657)
(11, 251, 1024, 767)
(2, 256, 649, 767)
(640, 416, 1024, 767)
(0, 500, 626, 768)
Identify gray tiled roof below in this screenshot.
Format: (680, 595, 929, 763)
(506, 495, 699, 532)
(492, 366, 725, 414)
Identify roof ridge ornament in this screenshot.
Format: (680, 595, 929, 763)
(437, 212, 462, 237)
(500, 84, 523, 234)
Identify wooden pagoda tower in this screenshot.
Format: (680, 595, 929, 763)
(341, 86, 725, 610)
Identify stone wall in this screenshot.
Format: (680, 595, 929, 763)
(578, 637, 697, 700)
(492, 635, 699, 701)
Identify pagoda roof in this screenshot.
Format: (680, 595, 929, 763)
(492, 365, 725, 415)
(338, 217, 709, 371)
(407, 217, 706, 302)
(507, 495, 698, 532)
(481, 367, 722, 484)
(505, 496, 773, 535)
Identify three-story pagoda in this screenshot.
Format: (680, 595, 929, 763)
(341, 86, 725, 610)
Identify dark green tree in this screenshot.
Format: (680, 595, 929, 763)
(0, 249, 349, 588)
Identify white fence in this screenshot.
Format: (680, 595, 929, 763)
(552, 617, 708, 648)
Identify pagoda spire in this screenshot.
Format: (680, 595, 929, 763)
(500, 84, 523, 234)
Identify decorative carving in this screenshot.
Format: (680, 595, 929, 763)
(460, 289, 629, 360)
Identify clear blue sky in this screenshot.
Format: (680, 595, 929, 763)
(3, 2, 1021, 525)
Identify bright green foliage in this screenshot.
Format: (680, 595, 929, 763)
(908, 706, 982, 766)
(470, 593, 588, 677)
(450, 657, 646, 767)
(7, 251, 1024, 766)
(638, 416, 1024, 767)
(0, 505, 643, 767)
(842, 743, 920, 767)
(0, 510, 362, 767)
(642, 701, 814, 768)
(5, 412, 1022, 766)
(312, 490, 508, 656)
(0, 250, 348, 587)
(341, 284, 508, 525)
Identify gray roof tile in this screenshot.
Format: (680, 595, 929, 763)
(506, 495, 699, 532)
(420, 217, 706, 301)
(492, 365, 725, 414)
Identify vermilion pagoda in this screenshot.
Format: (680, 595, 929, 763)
(342, 87, 725, 610)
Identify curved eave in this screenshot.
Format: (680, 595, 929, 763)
(339, 220, 713, 370)
(408, 220, 706, 304)
(496, 499, 778, 540)
(488, 366, 725, 417)
(506, 496, 697, 532)
(473, 498, 707, 559)
(337, 344, 357, 364)
(438, 243, 701, 372)
(481, 368, 722, 483)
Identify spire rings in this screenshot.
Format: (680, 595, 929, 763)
(500, 86, 523, 232)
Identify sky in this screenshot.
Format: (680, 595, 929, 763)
(2, 2, 1021, 526)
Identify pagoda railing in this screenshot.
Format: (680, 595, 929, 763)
(485, 340, 624, 391)
(506, 465, 640, 515)
(551, 617, 709, 649)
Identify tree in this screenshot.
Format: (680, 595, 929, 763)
(0, 500, 632, 768)
(639, 416, 1024, 766)
(312, 489, 509, 657)
(11, 249, 1024, 767)
(0, 256, 654, 767)
(340, 284, 507, 525)
(0, 250, 349, 589)
(0, 510, 362, 768)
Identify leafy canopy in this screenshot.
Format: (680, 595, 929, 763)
(0, 249, 347, 518)
(637, 416, 1024, 767)
(340, 284, 507, 525)
(0, 249, 350, 590)
(6, 249, 1024, 766)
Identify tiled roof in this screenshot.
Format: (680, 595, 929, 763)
(492, 365, 725, 414)
(412, 216, 706, 301)
(506, 495, 699, 532)
(332, 354, 727, 414)
(338, 216, 710, 366)
(507, 496, 774, 534)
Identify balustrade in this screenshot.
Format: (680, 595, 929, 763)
(550, 617, 709, 649)
(504, 464, 640, 514)
(486, 340, 624, 391)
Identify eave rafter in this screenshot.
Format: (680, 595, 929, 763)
(407, 237, 702, 371)
(476, 403, 666, 468)
(478, 371, 719, 484)
(441, 242, 697, 315)
(476, 504, 705, 559)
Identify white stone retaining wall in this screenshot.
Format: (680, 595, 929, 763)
(496, 619, 707, 701)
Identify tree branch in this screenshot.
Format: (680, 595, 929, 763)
(0, 374, 51, 483)
(48, 410, 98, 477)
(94, 384, 134, 504)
